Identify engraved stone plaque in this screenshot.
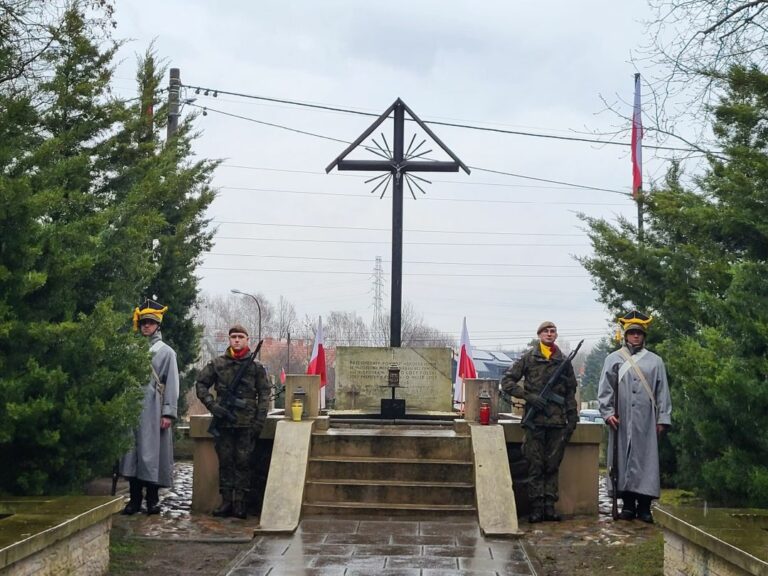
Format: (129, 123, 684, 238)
(334, 347, 452, 411)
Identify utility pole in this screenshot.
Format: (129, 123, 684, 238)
(167, 68, 181, 139)
(286, 331, 291, 374)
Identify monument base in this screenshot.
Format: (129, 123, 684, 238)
(381, 398, 406, 419)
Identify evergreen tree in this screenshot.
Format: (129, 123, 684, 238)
(580, 66, 768, 506)
(0, 4, 215, 494)
(580, 337, 614, 403)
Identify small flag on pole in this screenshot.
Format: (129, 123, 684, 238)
(453, 317, 477, 410)
(279, 367, 286, 385)
(631, 73, 643, 199)
(306, 316, 327, 409)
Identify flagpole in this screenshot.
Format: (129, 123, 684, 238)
(631, 72, 644, 245)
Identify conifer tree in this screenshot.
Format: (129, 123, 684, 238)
(0, 3, 215, 494)
(581, 66, 768, 506)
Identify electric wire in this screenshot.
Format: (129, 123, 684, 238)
(181, 83, 705, 154)
(189, 103, 633, 198)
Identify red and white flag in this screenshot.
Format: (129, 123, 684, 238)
(453, 317, 477, 409)
(631, 72, 643, 199)
(279, 366, 286, 385)
(306, 316, 327, 408)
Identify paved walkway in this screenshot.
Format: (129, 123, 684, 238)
(112, 462, 659, 575)
(228, 517, 533, 576)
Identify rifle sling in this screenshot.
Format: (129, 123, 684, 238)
(225, 352, 256, 400)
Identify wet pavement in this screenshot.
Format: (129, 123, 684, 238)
(113, 462, 660, 575)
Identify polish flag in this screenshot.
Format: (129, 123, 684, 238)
(453, 317, 477, 409)
(279, 367, 286, 385)
(631, 73, 643, 199)
(307, 316, 327, 408)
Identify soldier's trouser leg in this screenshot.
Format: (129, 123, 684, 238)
(522, 428, 546, 521)
(215, 431, 236, 493)
(542, 427, 569, 506)
(232, 428, 256, 519)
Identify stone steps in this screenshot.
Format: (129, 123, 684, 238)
(305, 479, 475, 506)
(303, 427, 476, 516)
(302, 501, 477, 516)
(309, 429, 472, 460)
(308, 456, 474, 483)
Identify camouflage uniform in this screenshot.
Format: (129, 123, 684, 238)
(196, 350, 270, 515)
(501, 344, 578, 517)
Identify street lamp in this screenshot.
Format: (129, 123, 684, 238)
(230, 289, 262, 345)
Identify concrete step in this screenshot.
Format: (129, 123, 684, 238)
(302, 501, 476, 516)
(308, 456, 473, 483)
(304, 479, 475, 506)
(310, 429, 471, 460)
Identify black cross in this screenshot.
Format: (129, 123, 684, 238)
(326, 98, 469, 347)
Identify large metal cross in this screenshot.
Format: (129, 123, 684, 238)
(326, 98, 469, 347)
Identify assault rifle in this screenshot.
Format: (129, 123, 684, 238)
(520, 339, 584, 431)
(610, 376, 620, 520)
(207, 339, 263, 438)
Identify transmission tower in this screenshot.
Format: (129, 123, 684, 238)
(371, 256, 385, 328)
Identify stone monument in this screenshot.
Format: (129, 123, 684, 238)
(334, 347, 452, 412)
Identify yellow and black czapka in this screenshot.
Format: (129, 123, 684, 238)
(617, 310, 652, 335)
(133, 298, 168, 331)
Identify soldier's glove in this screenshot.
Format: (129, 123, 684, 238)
(526, 394, 547, 411)
(208, 403, 231, 420)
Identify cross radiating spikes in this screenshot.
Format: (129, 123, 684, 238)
(404, 172, 431, 199)
(365, 172, 393, 198)
(325, 97, 469, 348)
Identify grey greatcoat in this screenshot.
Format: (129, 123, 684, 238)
(120, 331, 179, 487)
(598, 345, 672, 498)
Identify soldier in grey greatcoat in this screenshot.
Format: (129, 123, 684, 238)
(196, 324, 270, 519)
(598, 310, 672, 523)
(120, 298, 179, 515)
(501, 321, 578, 523)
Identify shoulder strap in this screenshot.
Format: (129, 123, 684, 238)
(618, 347, 657, 415)
(149, 341, 165, 397)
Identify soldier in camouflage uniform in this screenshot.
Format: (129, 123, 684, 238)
(501, 321, 578, 523)
(196, 324, 270, 519)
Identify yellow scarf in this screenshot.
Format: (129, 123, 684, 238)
(539, 341, 553, 360)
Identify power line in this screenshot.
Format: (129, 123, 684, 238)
(217, 185, 628, 206)
(212, 236, 590, 247)
(199, 266, 586, 278)
(204, 252, 582, 268)
(218, 164, 630, 196)
(192, 104, 632, 197)
(211, 219, 585, 237)
(181, 82, 701, 153)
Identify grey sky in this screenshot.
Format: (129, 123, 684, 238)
(113, 1, 665, 351)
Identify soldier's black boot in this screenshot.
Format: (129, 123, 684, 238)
(232, 491, 247, 520)
(619, 493, 637, 521)
(145, 483, 161, 515)
(528, 499, 544, 524)
(543, 501, 562, 522)
(122, 479, 143, 515)
(212, 492, 233, 518)
(636, 495, 654, 524)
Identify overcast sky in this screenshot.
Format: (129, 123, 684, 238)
(112, 1, 668, 351)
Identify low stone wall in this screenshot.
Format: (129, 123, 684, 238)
(501, 421, 602, 517)
(656, 506, 768, 576)
(0, 495, 123, 576)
